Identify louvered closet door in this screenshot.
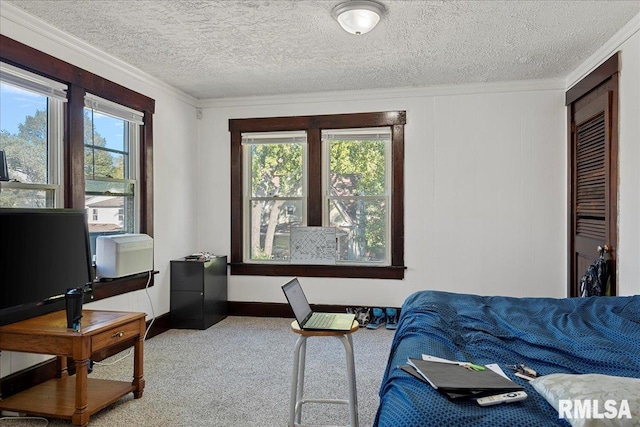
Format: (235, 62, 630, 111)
(571, 91, 616, 295)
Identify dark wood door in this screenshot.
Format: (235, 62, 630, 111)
(568, 56, 619, 297)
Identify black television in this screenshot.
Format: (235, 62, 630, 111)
(0, 208, 94, 326)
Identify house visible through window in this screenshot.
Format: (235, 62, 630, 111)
(84, 94, 142, 250)
(0, 62, 65, 208)
(230, 111, 406, 279)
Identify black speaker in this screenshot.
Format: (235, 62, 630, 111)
(65, 287, 84, 330)
(0, 150, 9, 181)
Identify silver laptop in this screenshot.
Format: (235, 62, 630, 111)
(282, 278, 356, 331)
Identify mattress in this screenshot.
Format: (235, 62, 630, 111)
(374, 291, 640, 426)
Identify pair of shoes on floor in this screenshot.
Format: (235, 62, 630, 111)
(366, 307, 399, 330)
(385, 307, 398, 330)
(347, 307, 370, 327)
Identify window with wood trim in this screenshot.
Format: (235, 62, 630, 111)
(0, 35, 155, 299)
(229, 111, 406, 279)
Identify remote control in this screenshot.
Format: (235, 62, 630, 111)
(477, 391, 527, 406)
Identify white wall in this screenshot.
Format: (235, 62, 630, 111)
(0, 5, 198, 377)
(198, 81, 567, 308)
(615, 22, 640, 296)
(198, 13, 640, 306)
(567, 15, 640, 296)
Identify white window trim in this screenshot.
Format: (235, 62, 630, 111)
(84, 94, 143, 233)
(129, 121, 141, 232)
(241, 127, 393, 266)
(241, 131, 308, 263)
(49, 97, 64, 207)
(0, 63, 66, 207)
(84, 93, 143, 125)
(0, 62, 67, 101)
(321, 127, 392, 266)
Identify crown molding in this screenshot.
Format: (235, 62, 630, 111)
(0, 2, 198, 107)
(566, 12, 640, 90)
(198, 78, 565, 109)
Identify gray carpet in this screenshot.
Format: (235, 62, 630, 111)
(2, 316, 395, 427)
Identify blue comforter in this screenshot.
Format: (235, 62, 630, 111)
(374, 291, 640, 426)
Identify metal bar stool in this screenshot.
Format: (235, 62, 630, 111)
(289, 320, 360, 427)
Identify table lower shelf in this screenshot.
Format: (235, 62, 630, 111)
(0, 376, 136, 419)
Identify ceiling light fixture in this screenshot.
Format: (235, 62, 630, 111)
(332, 0, 385, 35)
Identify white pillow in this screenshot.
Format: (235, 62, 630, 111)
(531, 373, 640, 427)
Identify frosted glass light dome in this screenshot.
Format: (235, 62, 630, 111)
(332, 1, 385, 35)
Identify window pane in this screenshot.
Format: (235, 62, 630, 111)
(85, 147, 126, 179)
(325, 127, 389, 264)
(326, 128, 388, 197)
(249, 199, 302, 261)
(85, 193, 135, 254)
(85, 179, 134, 196)
(84, 109, 128, 180)
(0, 187, 55, 208)
(84, 103, 137, 256)
(85, 195, 134, 233)
(85, 176, 135, 250)
(0, 82, 48, 184)
(249, 143, 303, 198)
(328, 198, 387, 263)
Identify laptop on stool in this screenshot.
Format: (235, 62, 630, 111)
(282, 278, 356, 331)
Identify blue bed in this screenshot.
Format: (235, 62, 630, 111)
(374, 291, 640, 426)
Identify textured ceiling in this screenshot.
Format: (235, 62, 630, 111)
(4, 0, 639, 100)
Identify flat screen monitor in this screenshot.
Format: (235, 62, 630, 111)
(0, 208, 94, 326)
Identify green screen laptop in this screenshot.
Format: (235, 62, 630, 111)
(282, 278, 355, 331)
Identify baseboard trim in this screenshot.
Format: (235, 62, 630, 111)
(0, 312, 171, 400)
(226, 301, 399, 318)
(227, 301, 356, 317)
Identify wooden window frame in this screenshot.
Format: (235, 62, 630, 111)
(0, 35, 155, 299)
(229, 111, 406, 279)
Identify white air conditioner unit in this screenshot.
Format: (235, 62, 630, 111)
(96, 234, 153, 279)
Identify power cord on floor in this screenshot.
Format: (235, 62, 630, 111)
(93, 270, 156, 367)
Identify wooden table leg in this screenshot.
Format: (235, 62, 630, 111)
(55, 355, 68, 378)
(132, 320, 145, 398)
(72, 358, 89, 427)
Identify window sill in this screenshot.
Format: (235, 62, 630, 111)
(230, 263, 405, 279)
(91, 270, 158, 301)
